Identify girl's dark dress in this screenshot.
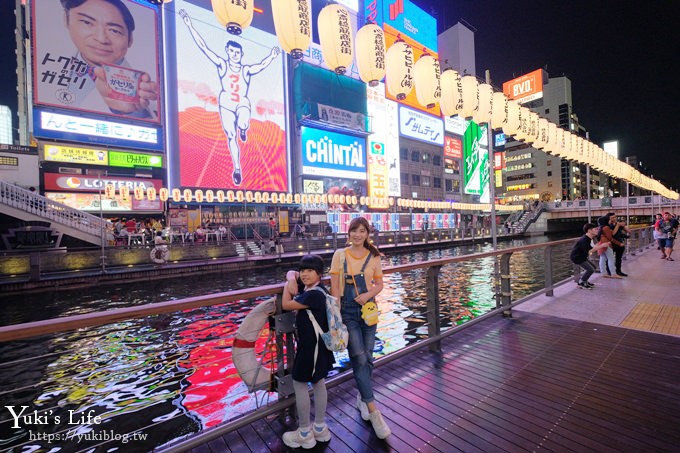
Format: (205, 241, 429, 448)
(292, 284, 336, 383)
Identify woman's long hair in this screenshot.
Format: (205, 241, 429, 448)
(347, 217, 381, 256)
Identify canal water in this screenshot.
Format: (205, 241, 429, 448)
(0, 236, 575, 452)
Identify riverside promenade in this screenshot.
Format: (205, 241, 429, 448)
(172, 246, 680, 452)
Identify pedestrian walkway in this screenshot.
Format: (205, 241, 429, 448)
(515, 246, 680, 336)
(176, 247, 680, 452)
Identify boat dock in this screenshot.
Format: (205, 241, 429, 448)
(175, 247, 680, 452)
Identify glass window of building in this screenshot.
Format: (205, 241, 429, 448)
(422, 153, 430, 164)
(422, 175, 430, 187)
(411, 151, 420, 162)
(433, 177, 442, 188)
(400, 147, 409, 160)
(411, 174, 420, 186)
(432, 155, 441, 166)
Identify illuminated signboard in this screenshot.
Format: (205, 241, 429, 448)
(444, 136, 462, 159)
(494, 152, 506, 170)
(0, 144, 38, 155)
(502, 69, 544, 104)
(463, 120, 490, 202)
(383, 24, 439, 115)
(301, 127, 367, 180)
(34, 110, 162, 151)
(32, 0, 161, 124)
(44, 144, 108, 165)
(174, 1, 288, 191)
(365, 0, 438, 51)
(367, 83, 401, 197)
(603, 141, 619, 158)
(43, 173, 162, 192)
(303, 179, 325, 194)
(495, 169, 503, 188)
(109, 151, 163, 168)
(398, 105, 444, 145)
(445, 116, 466, 136)
(494, 132, 506, 148)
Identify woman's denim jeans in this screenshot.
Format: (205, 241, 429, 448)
(599, 247, 615, 275)
(341, 300, 377, 403)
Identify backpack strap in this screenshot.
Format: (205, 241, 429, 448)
(306, 310, 322, 376)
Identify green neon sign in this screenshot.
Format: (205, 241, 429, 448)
(108, 151, 163, 168)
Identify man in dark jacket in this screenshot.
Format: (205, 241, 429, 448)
(570, 223, 610, 289)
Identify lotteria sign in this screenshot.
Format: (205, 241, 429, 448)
(43, 173, 163, 192)
(301, 127, 367, 180)
(398, 106, 444, 145)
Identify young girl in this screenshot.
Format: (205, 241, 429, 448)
(281, 255, 334, 449)
(330, 217, 390, 439)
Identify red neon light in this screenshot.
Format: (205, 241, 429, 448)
(389, 0, 404, 21)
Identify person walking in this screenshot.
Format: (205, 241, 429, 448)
(657, 212, 679, 261)
(571, 223, 610, 289)
(281, 255, 334, 449)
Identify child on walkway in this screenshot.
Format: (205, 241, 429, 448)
(570, 223, 610, 289)
(281, 255, 335, 449)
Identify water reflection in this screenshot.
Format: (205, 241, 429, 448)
(0, 237, 576, 451)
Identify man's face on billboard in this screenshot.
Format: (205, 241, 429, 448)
(66, 0, 132, 67)
(226, 44, 243, 64)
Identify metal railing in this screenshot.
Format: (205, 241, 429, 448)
(0, 181, 108, 238)
(0, 228, 657, 452)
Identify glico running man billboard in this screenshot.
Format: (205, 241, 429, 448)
(173, 0, 288, 192)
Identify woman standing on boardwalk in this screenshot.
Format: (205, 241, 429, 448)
(329, 217, 390, 439)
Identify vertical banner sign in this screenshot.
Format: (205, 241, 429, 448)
(367, 82, 401, 196)
(367, 142, 389, 208)
(463, 120, 489, 201)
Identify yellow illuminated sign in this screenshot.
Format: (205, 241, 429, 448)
(43, 145, 108, 165)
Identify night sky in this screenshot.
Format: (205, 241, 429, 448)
(414, 0, 679, 189)
(1, 1, 677, 189)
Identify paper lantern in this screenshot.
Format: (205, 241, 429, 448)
(211, 0, 253, 35)
(355, 23, 386, 86)
(272, 0, 312, 59)
(172, 188, 181, 202)
(473, 83, 493, 124)
(513, 106, 530, 141)
(159, 188, 169, 202)
(254, 191, 262, 203)
(505, 100, 521, 136)
(217, 190, 226, 202)
(491, 92, 508, 129)
(570, 134, 579, 162)
(183, 189, 193, 202)
(105, 184, 115, 199)
(535, 118, 549, 149)
(460, 76, 478, 119)
(318, 4, 353, 75)
(236, 191, 244, 202)
(286, 193, 293, 204)
(195, 189, 204, 203)
(385, 40, 414, 100)
(205, 190, 215, 203)
(545, 122, 558, 154)
(527, 111, 539, 143)
(439, 68, 463, 117)
(147, 187, 157, 201)
(413, 52, 441, 109)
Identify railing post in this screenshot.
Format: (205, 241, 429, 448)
(499, 252, 512, 317)
(426, 265, 441, 352)
(29, 252, 41, 282)
(273, 295, 296, 402)
(544, 245, 554, 296)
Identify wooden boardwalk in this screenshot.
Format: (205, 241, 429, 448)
(188, 249, 680, 452)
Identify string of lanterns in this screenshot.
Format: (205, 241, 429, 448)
(208, 1, 676, 199)
(102, 185, 522, 212)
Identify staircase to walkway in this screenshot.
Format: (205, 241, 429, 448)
(1, 181, 106, 247)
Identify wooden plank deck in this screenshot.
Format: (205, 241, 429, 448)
(190, 311, 680, 452)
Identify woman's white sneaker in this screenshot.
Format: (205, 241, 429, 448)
(356, 394, 370, 421)
(313, 423, 331, 442)
(369, 410, 391, 439)
(282, 428, 316, 449)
